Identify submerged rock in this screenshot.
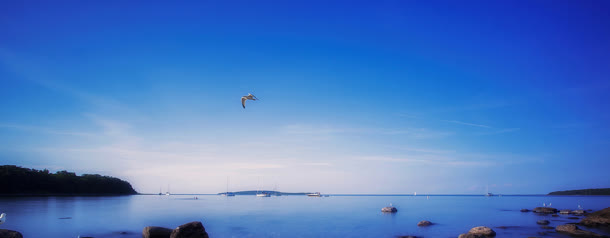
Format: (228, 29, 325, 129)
(556, 224, 607, 237)
(551, 214, 559, 217)
(0, 230, 23, 238)
(536, 220, 550, 225)
(170, 221, 209, 238)
(580, 207, 610, 227)
(143, 226, 173, 238)
(458, 226, 496, 238)
(540, 225, 554, 230)
(397, 236, 419, 238)
(572, 210, 586, 215)
(382, 206, 398, 213)
(520, 209, 530, 212)
(417, 220, 432, 226)
(533, 207, 558, 214)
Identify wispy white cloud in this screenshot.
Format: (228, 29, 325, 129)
(0, 124, 96, 137)
(475, 128, 520, 135)
(440, 120, 491, 128)
(280, 124, 453, 139)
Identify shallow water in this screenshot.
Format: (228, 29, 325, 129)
(1, 195, 609, 237)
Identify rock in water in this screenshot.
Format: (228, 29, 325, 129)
(556, 224, 607, 237)
(580, 207, 610, 227)
(417, 220, 432, 226)
(0, 229, 23, 238)
(560, 209, 571, 214)
(520, 209, 530, 212)
(458, 226, 496, 238)
(572, 210, 586, 215)
(170, 221, 209, 238)
(382, 206, 398, 213)
(536, 220, 550, 225)
(143, 226, 173, 238)
(532, 207, 558, 214)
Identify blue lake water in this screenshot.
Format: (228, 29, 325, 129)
(1, 195, 609, 238)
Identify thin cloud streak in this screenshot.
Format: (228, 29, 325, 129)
(0, 124, 97, 137)
(441, 120, 491, 128)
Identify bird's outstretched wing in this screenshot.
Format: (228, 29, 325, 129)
(241, 97, 247, 108)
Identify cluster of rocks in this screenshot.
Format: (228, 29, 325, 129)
(521, 206, 610, 237)
(143, 221, 209, 238)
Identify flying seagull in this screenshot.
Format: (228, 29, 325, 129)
(241, 93, 258, 108)
(0, 213, 6, 225)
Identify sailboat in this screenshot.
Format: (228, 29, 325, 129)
(222, 177, 235, 196)
(485, 185, 493, 197)
(166, 184, 171, 196)
(256, 177, 270, 197)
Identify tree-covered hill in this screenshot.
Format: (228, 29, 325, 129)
(548, 188, 610, 195)
(0, 165, 137, 195)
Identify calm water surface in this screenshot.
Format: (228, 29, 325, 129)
(1, 195, 609, 237)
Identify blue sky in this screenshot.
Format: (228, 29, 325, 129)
(1, 0, 609, 194)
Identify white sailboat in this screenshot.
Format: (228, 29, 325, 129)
(166, 184, 171, 196)
(256, 177, 270, 197)
(485, 185, 493, 197)
(223, 177, 235, 196)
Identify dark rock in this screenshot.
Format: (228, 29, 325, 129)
(170, 221, 209, 238)
(568, 216, 580, 219)
(458, 226, 496, 238)
(556, 224, 608, 237)
(495, 226, 520, 229)
(533, 207, 558, 214)
(580, 207, 610, 227)
(520, 209, 530, 212)
(417, 220, 432, 226)
(397, 236, 419, 238)
(58, 217, 72, 219)
(382, 206, 398, 213)
(552, 214, 559, 217)
(0, 230, 23, 238)
(143, 226, 173, 238)
(540, 225, 554, 230)
(537, 220, 550, 225)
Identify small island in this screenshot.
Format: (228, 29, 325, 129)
(218, 190, 311, 195)
(0, 165, 137, 196)
(548, 188, 610, 195)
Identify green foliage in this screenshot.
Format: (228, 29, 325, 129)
(0, 165, 137, 195)
(548, 188, 610, 195)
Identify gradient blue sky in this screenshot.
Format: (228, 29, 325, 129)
(1, 0, 609, 194)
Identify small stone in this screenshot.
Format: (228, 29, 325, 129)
(536, 220, 550, 225)
(382, 206, 398, 213)
(540, 225, 554, 230)
(0, 230, 23, 238)
(417, 220, 432, 226)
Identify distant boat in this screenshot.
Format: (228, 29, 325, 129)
(307, 192, 322, 197)
(256, 177, 270, 197)
(158, 187, 163, 195)
(222, 177, 235, 196)
(414, 192, 417, 196)
(166, 184, 171, 196)
(256, 192, 271, 197)
(485, 185, 493, 197)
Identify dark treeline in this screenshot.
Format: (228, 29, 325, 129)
(0, 165, 137, 195)
(548, 188, 610, 195)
